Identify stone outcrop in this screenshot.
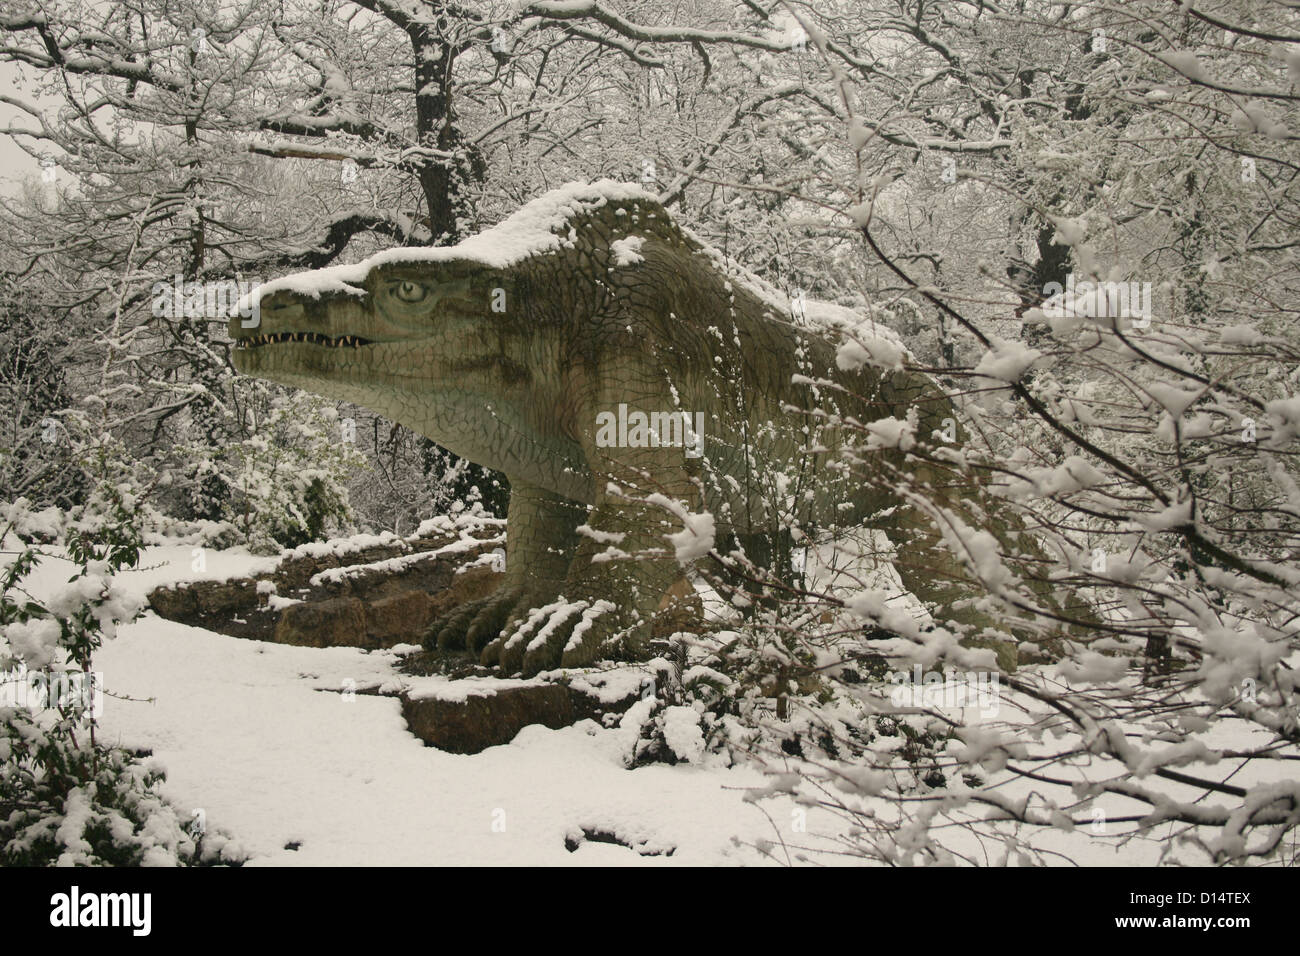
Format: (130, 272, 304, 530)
(399, 683, 578, 754)
(147, 527, 502, 649)
(274, 596, 367, 648)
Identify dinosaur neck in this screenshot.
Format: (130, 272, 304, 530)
(410, 388, 593, 502)
(314, 322, 595, 502)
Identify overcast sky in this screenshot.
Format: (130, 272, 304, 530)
(1, 60, 52, 194)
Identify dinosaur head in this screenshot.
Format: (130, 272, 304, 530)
(230, 256, 529, 394)
(228, 180, 669, 489)
(228, 180, 669, 402)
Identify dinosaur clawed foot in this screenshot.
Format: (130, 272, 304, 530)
(426, 587, 628, 675)
(427, 585, 532, 656)
(483, 597, 623, 676)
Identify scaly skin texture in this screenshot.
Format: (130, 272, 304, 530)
(230, 186, 1070, 674)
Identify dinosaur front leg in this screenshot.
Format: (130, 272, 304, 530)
(871, 372, 1084, 669)
(882, 461, 1090, 671)
(427, 479, 585, 659)
(491, 395, 701, 675)
(493, 484, 688, 675)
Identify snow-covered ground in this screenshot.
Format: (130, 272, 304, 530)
(15, 545, 808, 865)
(94, 618, 796, 865)
(17, 543, 1276, 866)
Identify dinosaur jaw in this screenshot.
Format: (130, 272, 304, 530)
(231, 332, 588, 496)
(231, 335, 441, 391)
(232, 330, 374, 351)
(229, 332, 541, 431)
(230, 328, 382, 383)
(229, 279, 538, 398)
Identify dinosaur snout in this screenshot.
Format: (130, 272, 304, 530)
(226, 291, 282, 341)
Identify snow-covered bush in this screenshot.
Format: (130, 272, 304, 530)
(200, 384, 368, 553)
(0, 491, 242, 866)
(612, 644, 751, 768)
(0, 725, 238, 867)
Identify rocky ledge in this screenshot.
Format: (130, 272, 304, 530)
(147, 521, 505, 650)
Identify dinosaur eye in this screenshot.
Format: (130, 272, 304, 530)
(393, 280, 427, 303)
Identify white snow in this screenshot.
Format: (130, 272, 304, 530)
(1006, 455, 1106, 500)
(1049, 216, 1087, 247)
(1057, 651, 1127, 685)
(847, 117, 870, 152)
(403, 675, 548, 703)
(864, 414, 917, 452)
(8, 543, 814, 866)
(836, 327, 907, 371)
(609, 236, 646, 267)
(1230, 101, 1289, 139)
(1147, 382, 1201, 418)
(1265, 395, 1300, 445)
(846, 200, 873, 227)
(564, 600, 616, 653)
(973, 337, 1043, 383)
(1138, 498, 1192, 531)
(661, 706, 706, 763)
(12, 541, 1274, 866)
(667, 512, 716, 564)
(283, 530, 407, 560)
(1219, 325, 1261, 346)
(240, 180, 657, 309)
(91, 618, 800, 865)
(1155, 49, 1207, 81)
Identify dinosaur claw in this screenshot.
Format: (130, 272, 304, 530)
(497, 598, 621, 676)
(463, 587, 524, 653)
(479, 635, 509, 671)
(520, 600, 588, 675)
(493, 615, 531, 674)
(429, 599, 484, 651)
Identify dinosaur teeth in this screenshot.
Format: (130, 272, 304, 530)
(239, 331, 370, 348)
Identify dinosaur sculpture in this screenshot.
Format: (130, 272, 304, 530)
(231, 181, 1072, 675)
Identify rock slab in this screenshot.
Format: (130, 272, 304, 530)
(399, 680, 640, 754)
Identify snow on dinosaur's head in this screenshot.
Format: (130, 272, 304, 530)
(237, 179, 660, 310)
